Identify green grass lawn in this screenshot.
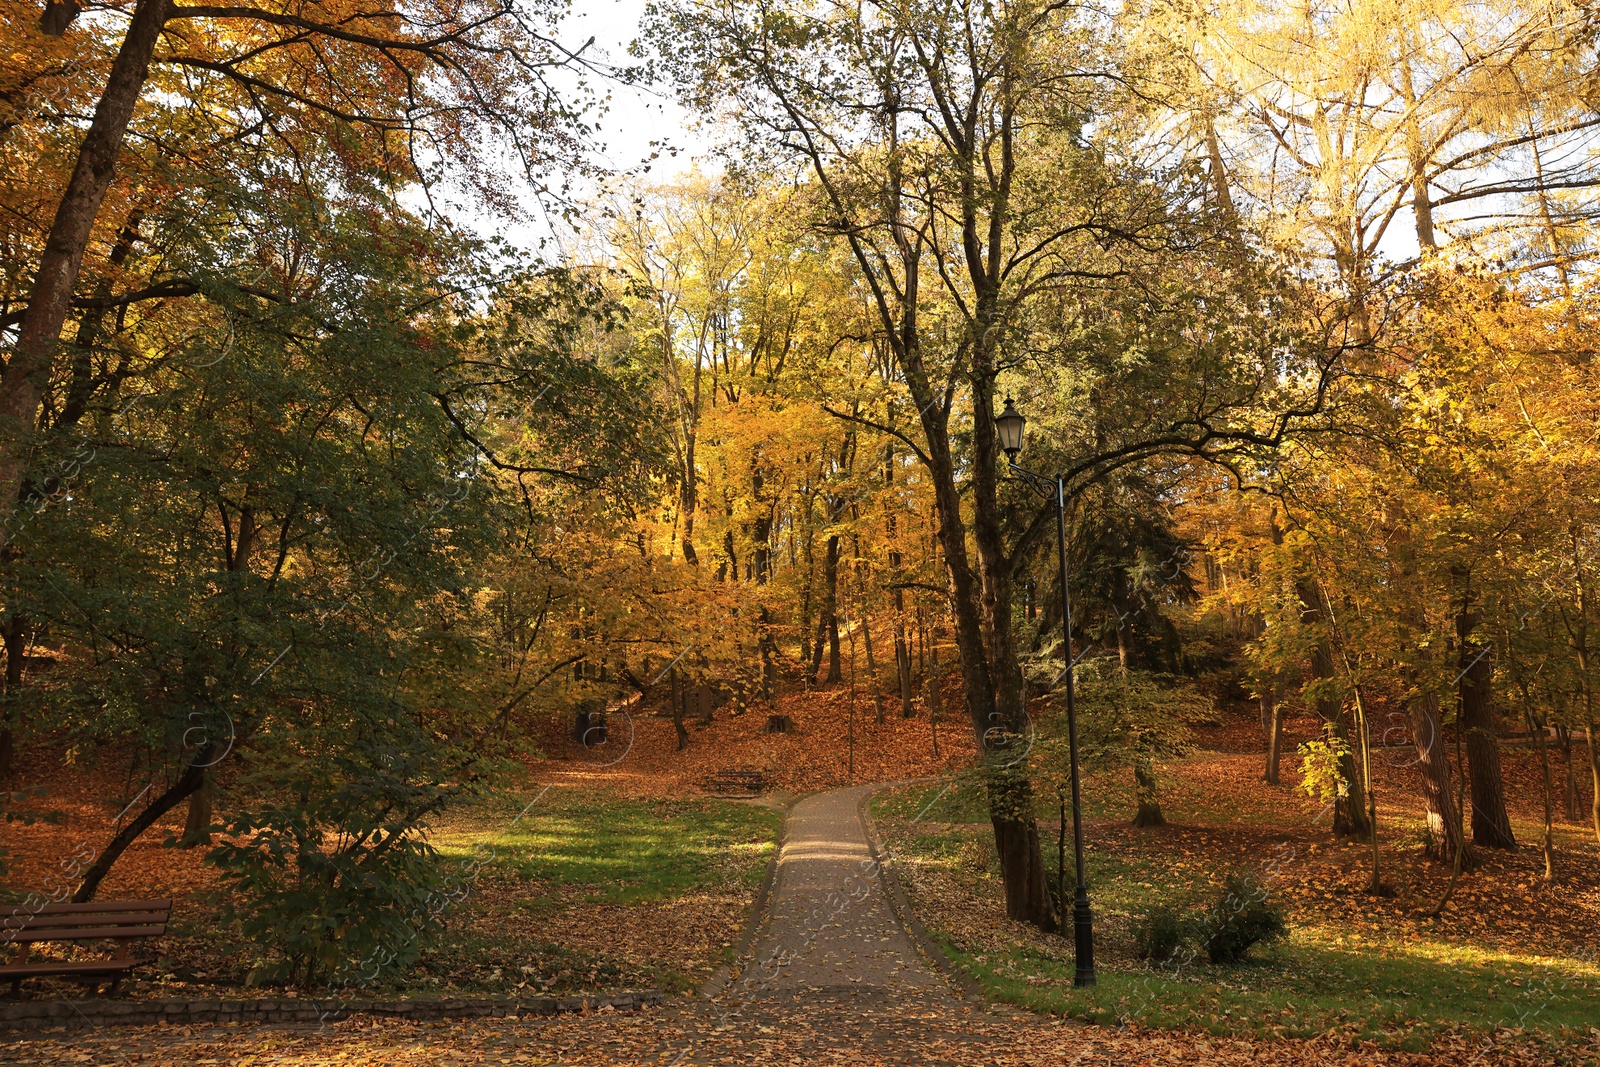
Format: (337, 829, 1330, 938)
(947, 937, 1599, 1051)
(874, 781, 1600, 1053)
(432, 788, 781, 906)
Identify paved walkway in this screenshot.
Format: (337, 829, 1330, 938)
(649, 783, 1019, 1063)
(737, 783, 947, 998)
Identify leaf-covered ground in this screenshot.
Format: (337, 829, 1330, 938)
(2, 768, 779, 1000)
(8, 989, 1598, 1065)
(529, 677, 978, 800)
(872, 752, 1600, 1053)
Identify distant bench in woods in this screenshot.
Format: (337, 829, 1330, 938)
(1, 900, 171, 996)
(705, 769, 771, 797)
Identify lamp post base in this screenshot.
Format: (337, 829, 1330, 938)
(1072, 889, 1096, 987)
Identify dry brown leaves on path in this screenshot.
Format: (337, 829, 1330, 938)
(7, 995, 1594, 1066)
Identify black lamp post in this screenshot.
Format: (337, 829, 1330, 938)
(995, 396, 1096, 987)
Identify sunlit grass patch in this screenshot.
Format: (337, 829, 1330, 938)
(949, 933, 1600, 1051)
(432, 790, 780, 904)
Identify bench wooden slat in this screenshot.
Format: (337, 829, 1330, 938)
(4, 924, 166, 943)
(4, 911, 169, 931)
(7, 900, 170, 917)
(0, 960, 141, 979)
(2, 915, 168, 927)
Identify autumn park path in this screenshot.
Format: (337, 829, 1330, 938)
(4, 785, 1057, 1066)
(616, 781, 1030, 1064)
(734, 782, 949, 998)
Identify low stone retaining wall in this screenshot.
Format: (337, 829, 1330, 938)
(0, 990, 662, 1032)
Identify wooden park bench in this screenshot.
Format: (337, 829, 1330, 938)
(706, 769, 771, 797)
(1, 899, 171, 996)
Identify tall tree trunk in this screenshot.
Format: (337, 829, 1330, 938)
(809, 613, 826, 683)
(853, 537, 887, 725)
(986, 766, 1053, 926)
(1263, 691, 1283, 785)
(960, 374, 1059, 929)
(920, 595, 931, 666)
(0, 620, 26, 779)
(758, 608, 778, 708)
(1529, 128, 1574, 295)
(750, 478, 778, 706)
(1261, 517, 1283, 788)
(57, 209, 143, 432)
(895, 602, 914, 717)
(926, 619, 942, 758)
(1588, 725, 1600, 847)
(2, 0, 170, 544)
(750, 465, 772, 585)
(1132, 760, 1165, 827)
(680, 429, 699, 566)
(887, 358, 1047, 927)
(1456, 574, 1514, 849)
(845, 617, 857, 780)
(816, 533, 842, 684)
(721, 528, 737, 583)
(177, 770, 213, 848)
(170, 504, 250, 845)
(862, 612, 886, 725)
(825, 99, 1051, 929)
(928, 438, 1052, 928)
(1425, 718, 1474, 916)
(1388, 533, 1469, 865)
(1408, 690, 1468, 864)
(670, 667, 688, 751)
(695, 679, 714, 725)
(798, 489, 817, 672)
(1297, 578, 1369, 838)
(1110, 570, 1136, 671)
(885, 445, 915, 717)
(1351, 684, 1382, 893)
(1565, 522, 1600, 845)
(1400, 53, 1438, 253)
(1556, 723, 1579, 822)
(1203, 111, 1237, 217)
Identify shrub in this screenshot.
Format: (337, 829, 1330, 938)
(209, 738, 483, 989)
(1201, 872, 1286, 964)
(1132, 904, 1187, 962)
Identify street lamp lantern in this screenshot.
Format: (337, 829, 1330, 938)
(996, 397, 1026, 457)
(996, 397, 1097, 987)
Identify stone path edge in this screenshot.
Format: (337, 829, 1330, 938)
(696, 792, 796, 1000)
(857, 781, 990, 1005)
(0, 990, 663, 1033)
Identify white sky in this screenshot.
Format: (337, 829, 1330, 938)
(445, 0, 710, 258)
(567, 0, 708, 178)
